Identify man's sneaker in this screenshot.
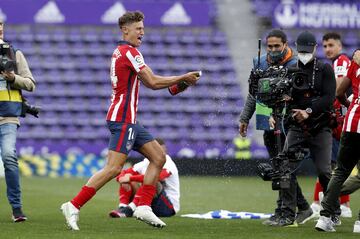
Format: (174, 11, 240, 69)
(340, 204, 352, 218)
(109, 206, 134, 218)
(60, 202, 80, 230)
(315, 215, 335, 232)
(262, 215, 279, 226)
(353, 220, 360, 233)
(273, 217, 298, 227)
(296, 208, 314, 224)
(12, 208, 27, 223)
(310, 202, 321, 217)
(331, 215, 341, 226)
(133, 205, 166, 228)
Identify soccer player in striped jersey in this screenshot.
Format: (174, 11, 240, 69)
(60, 11, 200, 230)
(316, 49, 360, 233)
(311, 32, 352, 218)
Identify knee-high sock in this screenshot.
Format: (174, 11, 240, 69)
(119, 185, 133, 205)
(340, 194, 350, 204)
(313, 180, 323, 201)
(137, 185, 156, 206)
(70, 186, 96, 209)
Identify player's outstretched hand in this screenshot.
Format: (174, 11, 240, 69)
(183, 71, 202, 85)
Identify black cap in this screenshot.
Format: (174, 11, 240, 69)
(296, 31, 317, 53)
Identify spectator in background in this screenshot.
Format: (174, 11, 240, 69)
(310, 32, 352, 218)
(315, 49, 360, 233)
(239, 29, 310, 226)
(0, 19, 36, 222)
(60, 11, 200, 230)
(109, 138, 180, 218)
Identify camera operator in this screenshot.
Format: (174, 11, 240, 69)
(0, 19, 36, 222)
(271, 31, 335, 227)
(315, 50, 360, 233)
(239, 29, 296, 158)
(239, 29, 310, 226)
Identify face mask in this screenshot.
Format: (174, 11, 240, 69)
(268, 47, 287, 63)
(298, 53, 313, 65)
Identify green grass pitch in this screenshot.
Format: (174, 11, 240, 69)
(0, 176, 358, 239)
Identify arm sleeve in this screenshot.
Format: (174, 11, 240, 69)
(334, 55, 350, 78)
(239, 93, 256, 123)
(12, 51, 36, 91)
(158, 169, 172, 181)
(311, 64, 336, 115)
(129, 169, 171, 183)
(129, 174, 144, 182)
(115, 167, 138, 182)
(125, 48, 146, 73)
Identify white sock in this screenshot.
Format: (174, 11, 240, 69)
(128, 202, 136, 211)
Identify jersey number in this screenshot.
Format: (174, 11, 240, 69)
(128, 128, 135, 141)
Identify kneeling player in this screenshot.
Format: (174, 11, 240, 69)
(109, 138, 180, 218)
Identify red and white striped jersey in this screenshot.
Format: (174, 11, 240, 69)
(343, 61, 360, 133)
(106, 41, 146, 123)
(332, 54, 351, 140)
(333, 54, 350, 78)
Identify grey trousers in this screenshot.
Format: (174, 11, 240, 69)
(280, 126, 332, 220)
(341, 161, 360, 195)
(321, 132, 360, 219)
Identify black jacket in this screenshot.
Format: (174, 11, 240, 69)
(290, 58, 335, 116)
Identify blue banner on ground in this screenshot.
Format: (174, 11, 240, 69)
(181, 210, 272, 219)
(273, 1, 360, 29)
(0, 0, 211, 26)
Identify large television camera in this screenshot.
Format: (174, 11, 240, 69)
(257, 148, 308, 190)
(249, 65, 309, 109)
(250, 66, 309, 190)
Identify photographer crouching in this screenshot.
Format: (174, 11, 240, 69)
(0, 19, 36, 222)
(269, 31, 336, 226)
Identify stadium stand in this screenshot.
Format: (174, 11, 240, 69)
(8, 23, 242, 159)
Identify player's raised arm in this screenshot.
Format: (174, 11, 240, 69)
(138, 66, 201, 90)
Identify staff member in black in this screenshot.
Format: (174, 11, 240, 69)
(271, 31, 335, 226)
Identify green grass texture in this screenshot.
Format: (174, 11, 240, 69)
(0, 176, 358, 239)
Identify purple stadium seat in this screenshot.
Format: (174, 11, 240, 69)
(196, 31, 212, 44)
(18, 32, 34, 43)
(51, 28, 67, 43)
(163, 30, 177, 44)
(67, 28, 82, 43)
(178, 29, 196, 44)
(53, 42, 71, 56)
(82, 30, 99, 43)
(145, 32, 163, 44)
(34, 31, 51, 43)
(212, 31, 226, 45)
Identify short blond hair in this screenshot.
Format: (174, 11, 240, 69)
(118, 11, 144, 29)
